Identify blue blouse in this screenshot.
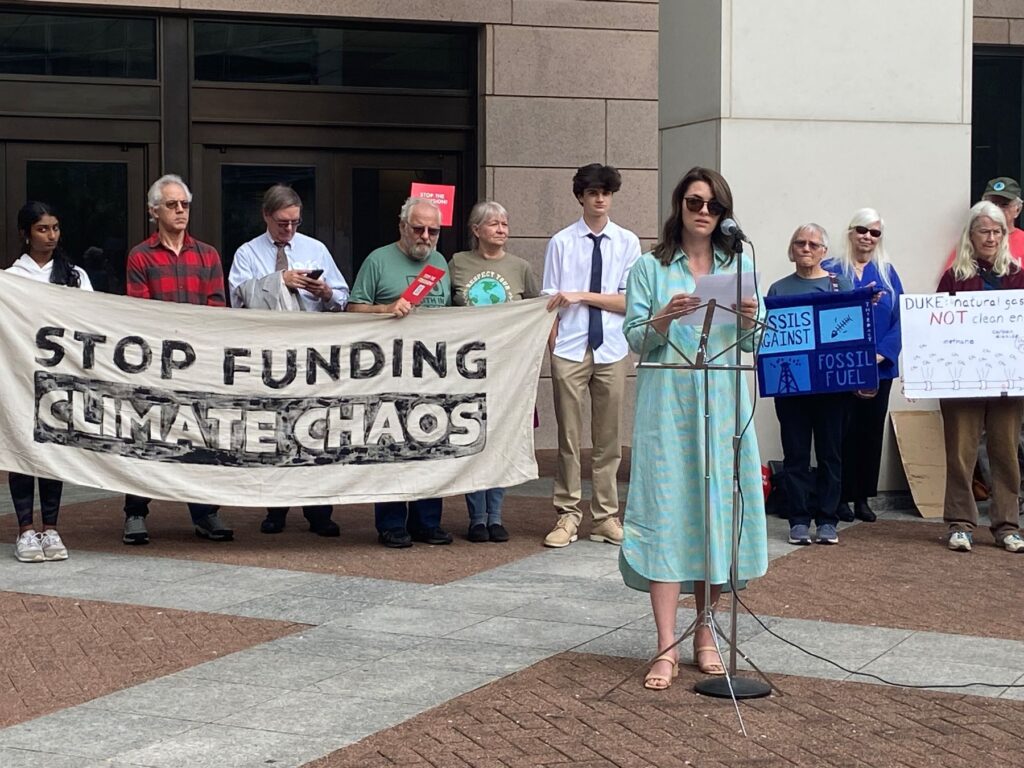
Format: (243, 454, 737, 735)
(822, 258, 903, 380)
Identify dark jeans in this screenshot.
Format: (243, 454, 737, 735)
(374, 498, 442, 535)
(124, 494, 218, 524)
(775, 393, 847, 528)
(465, 488, 506, 526)
(265, 505, 332, 523)
(9, 473, 63, 528)
(841, 378, 893, 502)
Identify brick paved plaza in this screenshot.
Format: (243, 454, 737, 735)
(2, 458, 1024, 767)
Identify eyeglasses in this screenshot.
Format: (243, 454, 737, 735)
(408, 224, 441, 237)
(683, 196, 726, 216)
(162, 200, 190, 211)
(271, 218, 302, 229)
(852, 225, 882, 238)
(793, 239, 826, 252)
(989, 198, 1016, 208)
(973, 227, 1004, 238)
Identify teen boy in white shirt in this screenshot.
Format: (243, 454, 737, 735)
(542, 163, 641, 548)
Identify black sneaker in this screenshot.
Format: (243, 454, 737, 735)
(123, 515, 149, 545)
(487, 523, 510, 543)
(410, 527, 453, 545)
(467, 523, 489, 543)
(260, 512, 286, 534)
(378, 528, 412, 548)
(835, 502, 855, 523)
(194, 513, 233, 541)
(308, 519, 341, 537)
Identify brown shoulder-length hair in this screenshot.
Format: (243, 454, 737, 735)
(653, 166, 737, 267)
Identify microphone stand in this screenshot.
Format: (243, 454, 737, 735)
(633, 235, 777, 735)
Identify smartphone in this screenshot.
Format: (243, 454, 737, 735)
(306, 269, 324, 280)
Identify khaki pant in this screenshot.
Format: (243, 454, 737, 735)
(941, 397, 1024, 539)
(550, 350, 628, 524)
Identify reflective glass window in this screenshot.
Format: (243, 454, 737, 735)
(26, 160, 130, 295)
(194, 21, 473, 90)
(220, 165, 317, 278)
(0, 12, 157, 79)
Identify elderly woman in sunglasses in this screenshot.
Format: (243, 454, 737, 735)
(620, 167, 767, 690)
(938, 201, 1024, 554)
(768, 224, 854, 547)
(822, 209, 904, 525)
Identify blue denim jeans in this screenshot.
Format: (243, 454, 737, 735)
(374, 498, 442, 535)
(465, 487, 506, 526)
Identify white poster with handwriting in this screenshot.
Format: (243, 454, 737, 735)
(900, 290, 1024, 398)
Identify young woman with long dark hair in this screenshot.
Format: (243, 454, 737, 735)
(6, 201, 92, 562)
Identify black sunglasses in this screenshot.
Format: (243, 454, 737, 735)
(852, 225, 882, 238)
(683, 196, 726, 216)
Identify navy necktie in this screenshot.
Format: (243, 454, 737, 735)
(587, 233, 604, 351)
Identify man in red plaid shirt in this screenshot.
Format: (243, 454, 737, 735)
(122, 173, 233, 545)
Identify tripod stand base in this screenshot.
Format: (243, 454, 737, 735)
(694, 675, 772, 699)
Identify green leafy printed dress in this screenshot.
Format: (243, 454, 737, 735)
(619, 249, 769, 593)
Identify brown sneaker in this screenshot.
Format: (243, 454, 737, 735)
(543, 517, 578, 548)
(589, 517, 624, 545)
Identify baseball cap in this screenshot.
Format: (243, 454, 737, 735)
(983, 177, 1022, 201)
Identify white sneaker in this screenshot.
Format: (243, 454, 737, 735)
(40, 529, 68, 561)
(15, 530, 44, 563)
(947, 531, 972, 552)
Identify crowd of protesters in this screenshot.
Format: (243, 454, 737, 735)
(7, 166, 1023, 686)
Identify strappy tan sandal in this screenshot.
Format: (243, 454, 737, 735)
(643, 654, 679, 690)
(694, 644, 726, 676)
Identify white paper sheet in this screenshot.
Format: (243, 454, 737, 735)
(680, 271, 761, 325)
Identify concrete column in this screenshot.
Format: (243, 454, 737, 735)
(659, 0, 974, 490)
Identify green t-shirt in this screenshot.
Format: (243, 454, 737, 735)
(449, 250, 540, 306)
(348, 242, 451, 308)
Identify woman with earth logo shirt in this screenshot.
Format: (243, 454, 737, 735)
(450, 200, 540, 543)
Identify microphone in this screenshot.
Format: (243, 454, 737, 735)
(720, 218, 749, 243)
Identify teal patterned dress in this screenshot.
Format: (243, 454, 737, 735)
(619, 249, 769, 593)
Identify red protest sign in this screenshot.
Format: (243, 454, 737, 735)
(401, 265, 446, 305)
(410, 183, 456, 227)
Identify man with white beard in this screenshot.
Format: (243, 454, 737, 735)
(347, 197, 451, 315)
(347, 196, 452, 547)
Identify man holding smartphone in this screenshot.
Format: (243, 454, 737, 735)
(230, 184, 349, 313)
(229, 183, 349, 535)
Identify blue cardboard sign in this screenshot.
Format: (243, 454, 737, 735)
(758, 288, 877, 397)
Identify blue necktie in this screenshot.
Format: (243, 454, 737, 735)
(587, 233, 604, 351)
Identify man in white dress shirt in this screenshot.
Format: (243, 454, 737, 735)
(229, 184, 349, 536)
(542, 164, 641, 548)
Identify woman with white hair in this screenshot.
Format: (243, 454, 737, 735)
(938, 201, 1024, 553)
(449, 200, 539, 543)
(768, 223, 854, 547)
(823, 209, 904, 524)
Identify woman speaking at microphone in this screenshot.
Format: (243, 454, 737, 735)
(619, 167, 768, 690)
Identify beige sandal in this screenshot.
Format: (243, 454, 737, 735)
(694, 644, 726, 676)
(643, 654, 679, 690)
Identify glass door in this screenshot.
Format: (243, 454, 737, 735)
(197, 147, 333, 279)
(4, 142, 148, 294)
(335, 151, 460, 278)
(197, 146, 463, 285)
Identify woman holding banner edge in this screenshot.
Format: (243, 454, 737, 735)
(619, 167, 767, 690)
(938, 200, 1024, 553)
(823, 209, 904, 524)
(449, 200, 540, 543)
(5, 201, 92, 563)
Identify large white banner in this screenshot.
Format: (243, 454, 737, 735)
(900, 290, 1024, 398)
(0, 272, 553, 506)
